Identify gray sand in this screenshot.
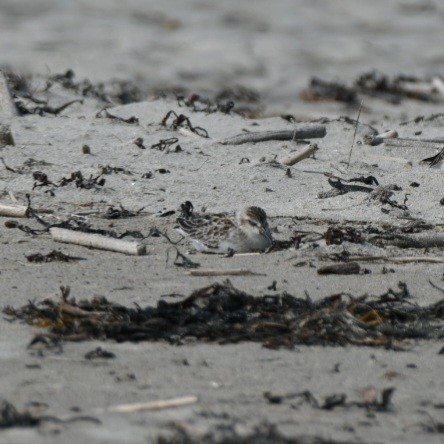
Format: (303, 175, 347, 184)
(0, 1, 443, 443)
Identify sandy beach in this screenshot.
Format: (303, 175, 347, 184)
(0, 1, 443, 443)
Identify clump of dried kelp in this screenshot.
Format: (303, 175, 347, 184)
(155, 422, 346, 444)
(4, 282, 443, 349)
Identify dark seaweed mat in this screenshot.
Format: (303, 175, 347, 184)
(3, 282, 444, 348)
(155, 422, 351, 444)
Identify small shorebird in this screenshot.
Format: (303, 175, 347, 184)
(421, 147, 444, 170)
(176, 206, 273, 253)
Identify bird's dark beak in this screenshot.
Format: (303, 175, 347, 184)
(260, 227, 273, 243)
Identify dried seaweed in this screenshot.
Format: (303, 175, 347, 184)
(301, 77, 357, 103)
(161, 110, 209, 138)
(26, 250, 84, 263)
(104, 205, 144, 219)
(0, 400, 100, 429)
(0, 401, 40, 428)
(4, 282, 443, 349)
(156, 421, 351, 444)
(96, 108, 139, 124)
(324, 226, 363, 245)
(33, 170, 105, 191)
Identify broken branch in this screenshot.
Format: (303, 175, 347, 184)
(220, 126, 326, 145)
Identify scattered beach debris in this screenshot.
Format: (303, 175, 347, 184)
(301, 77, 357, 103)
(96, 108, 139, 124)
(4, 281, 443, 349)
(33, 170, 105, 191)
(26, 250, 84, 263)
(84, 347, 115, 360)
(324, 226, 363, 245)
(150, 137, 180, 151)
(0, 400, 100, 429)
(303, 71, 444, 104)
(176, 93, 235, 114)
(161, 110, 209, 138)
(156, 420, 379, 444)
(264, 386, 395, 412)
(103, 205, 144, 219)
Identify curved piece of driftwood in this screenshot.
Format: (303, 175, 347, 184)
(50, 228, 146, 255)
(220, 126, 326, 145)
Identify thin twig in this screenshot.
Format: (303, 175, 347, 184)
(349, 255, 444, 264)
(187, 268, 264, 277)
(346, 100, 363, 168)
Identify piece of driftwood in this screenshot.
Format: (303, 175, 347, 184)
(106, 396, 198, 413)
(220, 126, 326, 145)
(365, 130, 398, 146)
(0, 70, 17, 119)
(50, 228, 146, 255)
(0, 124, 14, 146)
(317, 262, 361, 275)
(349, 255, 444, 264)
(187, 268, 260, 277)
(368, 233, 444, 249)
(281, 143, 318, 166)
(0, 204, 28, 218)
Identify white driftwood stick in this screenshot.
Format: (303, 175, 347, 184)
(50, 228, 146, 255)
(107, 396, 198, 413)
(432, 77, 444, 97)
(0, 203, 28, 218)
(281, 143, 318, 166)
(187, 268, 259, 277)
(397, 80, 435, 96)
(0, 70, 17, 118)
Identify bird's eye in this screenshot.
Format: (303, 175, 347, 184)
(248, 220, 258, 227)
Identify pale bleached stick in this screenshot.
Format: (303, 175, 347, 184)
(187, 268, 261, 277)
(50, 228, 146, 255)
(349, 256, 444, 264)
(220, 126, 326, 145)
(365, 129, 398, 146)
(0, 203, 28, 218)
(281, 143, 318, 166)
(107, 396, 198, 413)
(0, 70, 17, 119)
